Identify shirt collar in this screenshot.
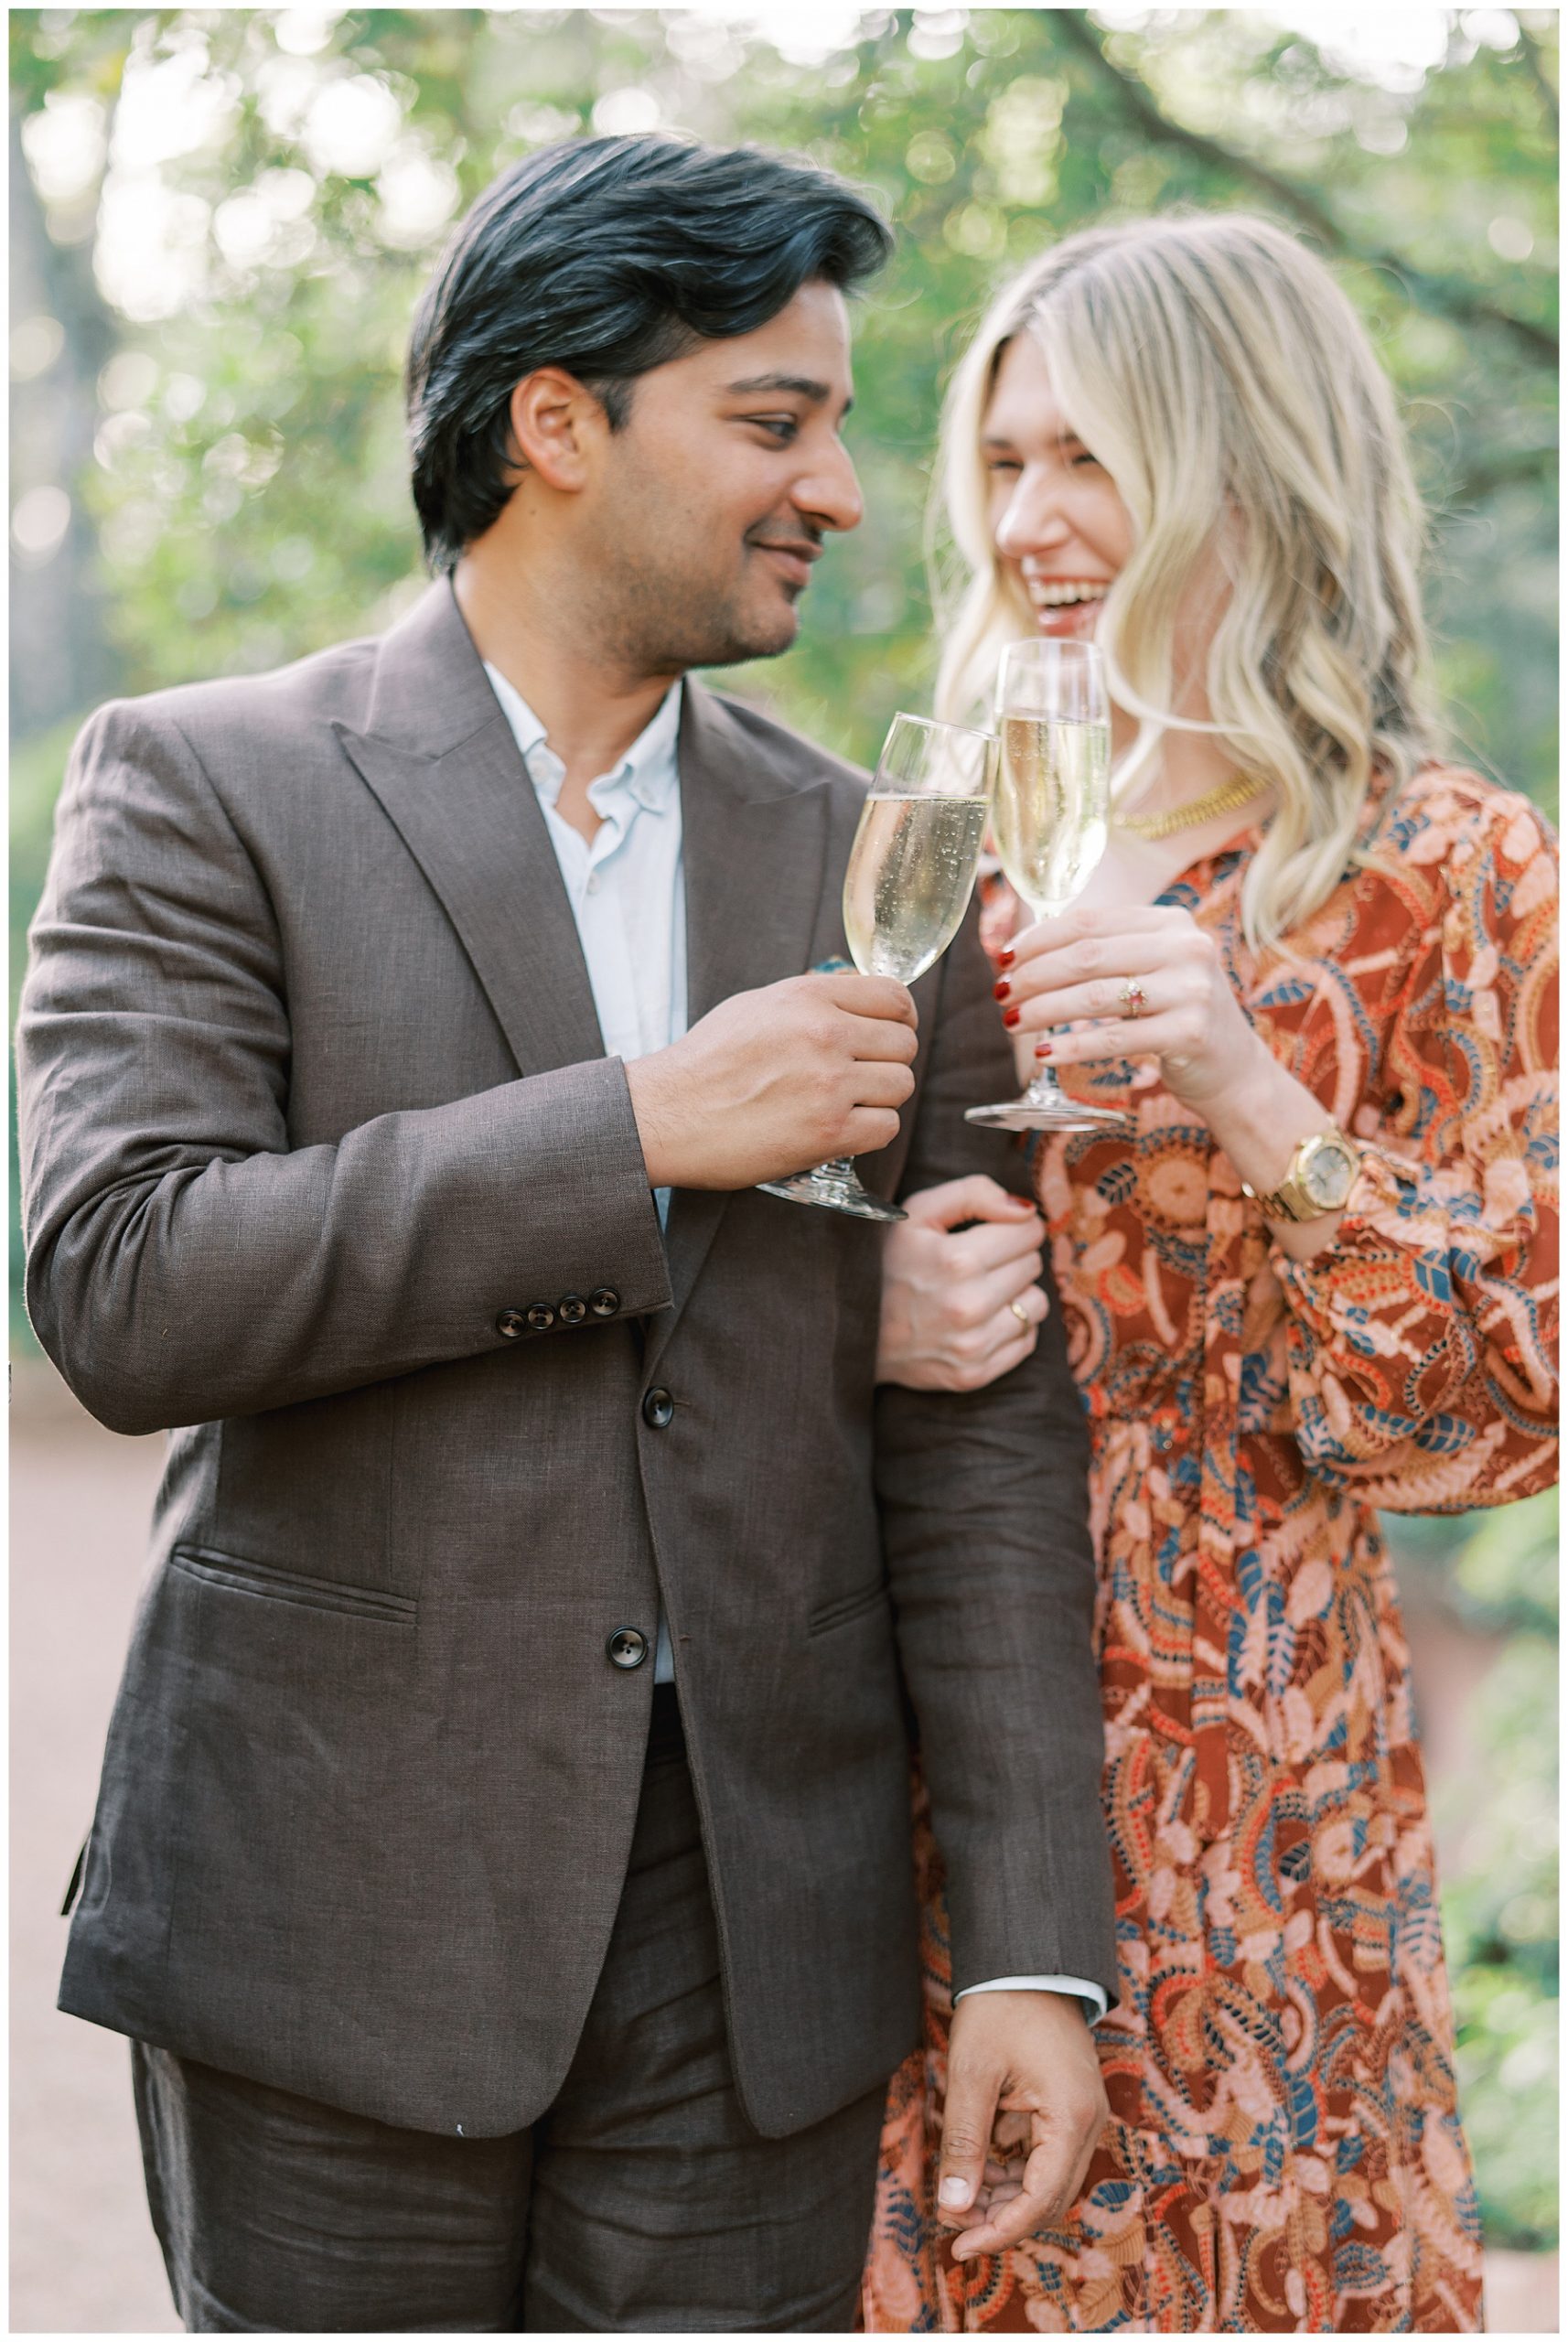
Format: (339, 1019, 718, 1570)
(483, 662, 682, 818)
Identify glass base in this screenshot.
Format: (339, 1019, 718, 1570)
(757, 1161, 907, 1222)
(966, 1065, 1133, 1134)
(965, 1096, 1132, 1133)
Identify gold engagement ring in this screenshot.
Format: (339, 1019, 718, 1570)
(1119, 978, 1149, 1019)
(1008, 1298, 1031, 1327)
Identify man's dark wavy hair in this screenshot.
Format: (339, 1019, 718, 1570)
(404, 134, 894, 573)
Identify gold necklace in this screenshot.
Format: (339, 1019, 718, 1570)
(1114, 775, 1266, 842)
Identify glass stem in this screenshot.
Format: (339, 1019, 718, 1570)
(1023, 900, 1066, 1112)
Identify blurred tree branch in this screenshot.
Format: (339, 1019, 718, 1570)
(1445, 444, 1561, 503)
(1059, 12, 1559, 367)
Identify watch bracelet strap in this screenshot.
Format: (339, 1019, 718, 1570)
(1242, 1174, 1319, 1224)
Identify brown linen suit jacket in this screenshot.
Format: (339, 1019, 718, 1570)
(18, 580, 1115, 2142)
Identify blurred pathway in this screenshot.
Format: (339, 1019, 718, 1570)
(9, 1362, 1559, 2333)
(11, 1364, 177, 2334)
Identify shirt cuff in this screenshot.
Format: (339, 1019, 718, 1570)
(954, 1975, 1109, 2025)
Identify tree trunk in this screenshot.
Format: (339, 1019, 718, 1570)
(9, 91, 120, 738)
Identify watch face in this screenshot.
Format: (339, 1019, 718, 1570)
(1302, 1136, 1357, 1210)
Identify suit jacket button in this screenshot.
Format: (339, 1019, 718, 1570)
(497, 1308, 527, 1339)
(606, 1627, 648, 1671)
(590, 1288, 619, 1318)
(558, 1293, 587, 1327)
(525, 1302, 555, 1333)
(642, 1387, 674, 1429)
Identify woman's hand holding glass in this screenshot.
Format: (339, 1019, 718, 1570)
(993, 897, 1355, 1264)
(993, 897, 1275, 1118)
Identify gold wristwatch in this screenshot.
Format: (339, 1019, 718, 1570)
(1240, 1126, 1361, 1224)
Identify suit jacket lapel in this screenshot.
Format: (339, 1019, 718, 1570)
(645, 682, 834, 1370)
(679, 683, 834, 1025)
(333, 582, 605, 1077)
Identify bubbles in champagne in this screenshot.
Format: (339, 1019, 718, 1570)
(842, 795, 988, 983)
(993, 717, 1111, 917)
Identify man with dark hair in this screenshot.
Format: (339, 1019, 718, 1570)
(405, 134, 895, 572)
(19, 136, 1115, 2331)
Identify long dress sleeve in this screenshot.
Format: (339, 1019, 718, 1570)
(1274, 778, 1558, 1512)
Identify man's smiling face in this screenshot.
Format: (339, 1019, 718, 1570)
(579, 279, 864, 673)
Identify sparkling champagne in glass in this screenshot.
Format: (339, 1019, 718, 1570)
(761, 713, 993, 1221)
(965, 638, 1132, 1133)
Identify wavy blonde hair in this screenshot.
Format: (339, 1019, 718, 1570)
(935, 212, 1442, 949)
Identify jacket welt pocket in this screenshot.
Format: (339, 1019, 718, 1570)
(169, 1544, 415, 1628)
(808, 1580, 889, 1637)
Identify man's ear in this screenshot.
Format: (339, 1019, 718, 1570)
(505, 368, 609, 492)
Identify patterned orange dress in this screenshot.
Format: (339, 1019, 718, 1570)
(863, 765, 1558, 2334)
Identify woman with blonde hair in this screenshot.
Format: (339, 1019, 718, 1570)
(862, 212, 1557, 2333)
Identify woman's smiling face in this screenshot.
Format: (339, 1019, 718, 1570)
(980, 328, 1135, 643)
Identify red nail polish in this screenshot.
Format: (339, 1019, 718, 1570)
(997, 947, 1015, 971)
(1035, 1039, 1053, 1058)
(1003, 1006, 1021, 1029)
(993, 979, 1011, 1002)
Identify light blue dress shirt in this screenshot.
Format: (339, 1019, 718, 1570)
(485, 661, 687, 1083)
(485, 662, 1106, 2027)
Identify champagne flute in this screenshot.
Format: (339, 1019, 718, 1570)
(760, 712, 994, 1221)
(965, 638, 1131, 1133)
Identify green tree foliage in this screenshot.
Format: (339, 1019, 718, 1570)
(1387, 1490, 1560, 2250)
(10, 7, 1558, 791)
(1447, 1619, 1559, 2251)
(10, 7, 1559, 2252)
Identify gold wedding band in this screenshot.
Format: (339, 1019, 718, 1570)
(1009, 1298, 1031, 1328)
(1119, 978, 1148, 1020)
